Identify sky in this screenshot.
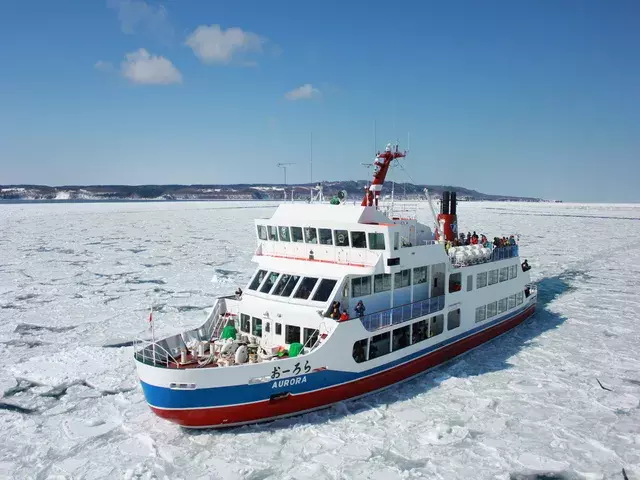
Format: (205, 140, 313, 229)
(0, 0, 639, 202)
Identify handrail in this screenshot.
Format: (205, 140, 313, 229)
(356, 295, 446, 332)
(133, 338, 180, 367)
(450, 245, 519, 268)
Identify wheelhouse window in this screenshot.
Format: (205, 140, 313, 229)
(279, 226, 290, 242)
(272, 274, 300, 297)
(368, 232, 385, 250)
(374, 273, 391, 293)
(395, 269, 411, 288)
(275, 323, 282, 335)
(293, 277, 318, 300)
(318, 228, 333, 245)
(303, 328, 318, 347)
(257, 225, 267, 240)
(475, 306, 487, 323)
(351, 231, 367, 248)
(265, 322, 270, 333)
(267, 225, 278, 241)
(285, 325, 300, 344)
(291, 227, 303, 243)
(488, 269, 498, 285)
(312, 279, 337, 302)
(351, 276, 372, 297)
(304, 227, 318, 244)
(447, 309, 461, 330)
(240, 314, 250, 333)
(487, 301, 497, 318)
(369, 332, 390, 359)
(252, 317, 262, 337)
(260, 272, 279, 293)
(392, 325, 410, 351)
(248, 269, 267, 290)
(477, 272, 487, 288)
(334, 230, 350, 247)
(413, 266, 427, 284)
(449, 272, 462, 293)
(352, 339, 367, 363)
(412, 319, 428, 344)
(499, 267, 508, 282)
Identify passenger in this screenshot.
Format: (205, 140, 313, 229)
(471, 234, 478, 245)
(509, 235, 516, 246)
(355, 300, 366, 318)
(466, 232, 472, 245)
(521, 259, 531, 272)
(340, 310, 350, 321)
(235, 287, 243, 299)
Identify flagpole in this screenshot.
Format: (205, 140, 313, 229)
(150, 306, 156, 364)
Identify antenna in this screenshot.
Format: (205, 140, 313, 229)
(310, 132, 313, 185)
(373, 120, 377, 156)
(277, 162, 295, 186)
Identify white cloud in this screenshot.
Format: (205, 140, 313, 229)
(94, 60, 115, 73)
(108, 0, 173, 42)
(284, 84, 321, 101)
(120, 49, 182, 85)
(185, 24, 265, 64)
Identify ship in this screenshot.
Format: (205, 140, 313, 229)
(133, 143, 537, 428)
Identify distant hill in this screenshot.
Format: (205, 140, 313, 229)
(0, 182, 545, 202)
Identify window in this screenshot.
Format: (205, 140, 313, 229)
(516, 291, 524, 305)
(508, 294, 516, 309)
(477, 272, 487, 289)
(448, 309, 461, 330)
(509, 265, 518, 279)
(352, 339, 367, 363)
(257, 225, 267, 240)
(304, 227, 318, 244)
(369, 332, 390, 359)
(449, 272, 462, 293)
(252, 317, 262, 337)
(240, 314, 250, 333)
(351, 276, 372, 297)
(374, 273, 391, 293)
(267, 225, 278, 241)
(273, 274, 300, 297)
(413, 266, 427, 284)
(412, 320, 428, 344)
(278, 226, 290, 242)
(318, 228, 333, 245)
(312, 279, 337, 302)
(392, 325, 410, 351)
(291, 227, 303, 243)
(488, 269, 498, 285)
(395, 269, 411, 288)
(429, 315, 444, 337)
(498, 298, 507, 314)
(499, 267, 508, 282)
(467, 275, 473, 291)
(293, 277, 318, 299)
(475, 306, 487, 323)
(487, 301, 497, 318)
(303, 328, 318, 347)
(285, 325, 300, 344)
(275, 323, 282, 335)
(265, 322, 270, 333)
(260, 272, 279, 293)
(248, 269, 267, 290)
(368, 232, 385, 250)
(334, 229, 349, 247)
(351, 231, 367, 248)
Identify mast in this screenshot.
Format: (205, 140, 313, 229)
(361, 142, 407, 208)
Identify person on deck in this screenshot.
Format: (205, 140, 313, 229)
(521, 259, 531, 272)
(340, 310, 350, 321)
(355, 300, 366, 318)
(235, 288, 243, 299)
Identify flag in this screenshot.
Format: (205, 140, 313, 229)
(148, 309, 153, 330)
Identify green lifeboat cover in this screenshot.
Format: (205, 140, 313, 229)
(221, 324, 237, 340)
(288, 342, 303, 357)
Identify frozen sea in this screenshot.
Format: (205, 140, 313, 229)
(0, 200, 639, 480)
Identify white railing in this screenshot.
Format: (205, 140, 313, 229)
(133, 337, 180, 367)
(357, 295, 446, 332)
(256, 241, 381, 267)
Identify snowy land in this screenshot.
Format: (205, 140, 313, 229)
(0, 200, 639, 480)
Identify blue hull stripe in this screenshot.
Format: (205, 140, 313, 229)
(141, 303, 533, 409)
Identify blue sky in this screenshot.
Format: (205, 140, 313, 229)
(0, 0, 638, 202)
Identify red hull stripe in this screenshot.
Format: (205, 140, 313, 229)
(150, 304, 535, 428)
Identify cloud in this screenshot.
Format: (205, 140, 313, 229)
(108, 0, 173, 42)
(94, 60, 115, 73)
(185, 24, 266, 64)
(284, 84, 321, 101)
(120, 49, 182, 85)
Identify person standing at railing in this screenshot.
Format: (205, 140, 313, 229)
(340, 310, 350, 321)
(355, 300, 366, 318)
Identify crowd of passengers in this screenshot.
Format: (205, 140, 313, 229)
(446, 232, 518, 250)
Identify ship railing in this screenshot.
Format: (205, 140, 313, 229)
(133, 337, 180, 368)
(450, 245, 519, 268)
(358, 295, 446, 332)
